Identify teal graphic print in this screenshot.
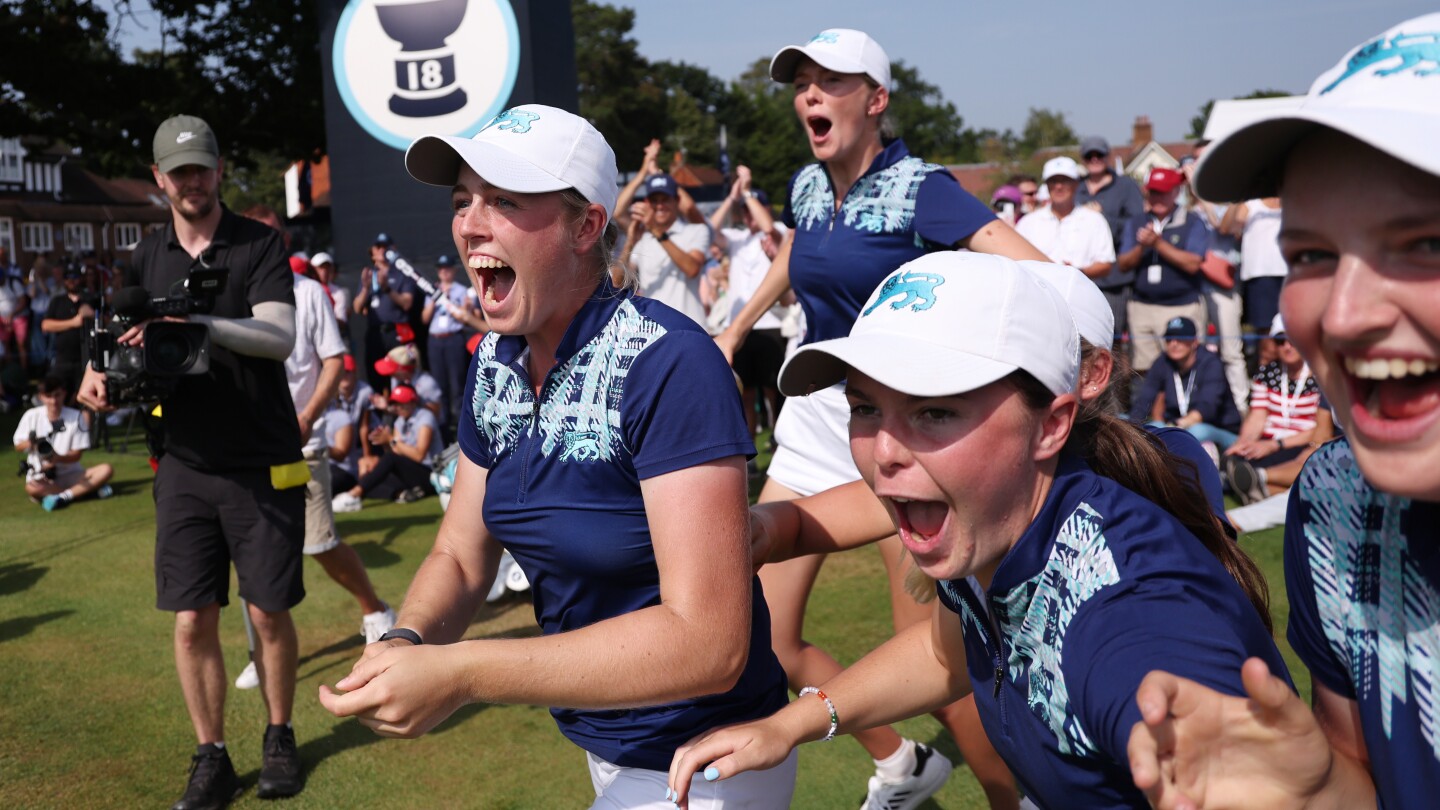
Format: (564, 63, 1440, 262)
(471, 301, 669, 464)
(1321, 29, 1440, 94)
(1300, 441, 1440, 754)
(997, 502, 1120, 757)
(482, 108, 540, 133)
(863, 272, 944, 316)
(790, 156, 948, 236)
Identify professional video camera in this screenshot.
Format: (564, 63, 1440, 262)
(87, 268, 227, 406)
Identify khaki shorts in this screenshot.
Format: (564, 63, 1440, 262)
(303, 450, 341, 556)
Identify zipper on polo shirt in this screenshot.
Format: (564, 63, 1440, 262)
(958, 583, 1009, 713)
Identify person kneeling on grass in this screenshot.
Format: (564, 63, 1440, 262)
(13, 374, 112, 511)
(331, 383, 435, 511)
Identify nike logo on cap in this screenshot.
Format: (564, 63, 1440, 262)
(176, 132, 196, 144)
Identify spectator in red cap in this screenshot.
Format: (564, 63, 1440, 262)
(371, 343, 443, 428)
(332, 383, 437, 510)
(1117, 166, 1211, 377)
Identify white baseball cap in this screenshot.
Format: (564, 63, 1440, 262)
(1018, 260, 1113, 349)
(770, 29, 891, 90)
(779, 252, 1079, 399)
(1270, 313, 1287, 339)
(310, 251, 334, 267)
(1195, 13, 1440, 201)
(405, 104, 619, 226)
(1041, 157, 1080, 182)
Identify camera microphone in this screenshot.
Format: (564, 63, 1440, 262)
(113, 286, 154, 321)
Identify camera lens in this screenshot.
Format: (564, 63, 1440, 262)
(151, 330, 197, 373)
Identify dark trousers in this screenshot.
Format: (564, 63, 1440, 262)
(428, 332, 468, 431)
(356, 451, 433, 501)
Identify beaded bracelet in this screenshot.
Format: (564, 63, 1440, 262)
(797, 686, 838, 742)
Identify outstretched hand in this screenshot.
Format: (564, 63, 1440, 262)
(1127, 658, 1337, 809)
(317, 643, 470, 738)
(667, 715, 800, 808)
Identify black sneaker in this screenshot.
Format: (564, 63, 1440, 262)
(172, 745, 241, 810)
(257, 724, 304, 799)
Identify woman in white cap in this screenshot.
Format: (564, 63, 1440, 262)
(711, 28, 1045, 808)
(667, 252, 1283, 809)
(1128, 14, 1440, 809)
(318, 105, 794, 808)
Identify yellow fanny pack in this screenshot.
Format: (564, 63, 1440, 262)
(270, 460, 311, 490)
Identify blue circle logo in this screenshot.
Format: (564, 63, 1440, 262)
(333, 0, 520, 151)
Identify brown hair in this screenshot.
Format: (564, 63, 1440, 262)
(1009, 370, 1274, 634)
(557, 188, 627, 290)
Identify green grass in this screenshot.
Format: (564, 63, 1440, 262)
(0, 417, 1304, 809)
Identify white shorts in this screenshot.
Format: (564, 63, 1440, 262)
(766, 384, 861, 497)
(586, 749, 797, 809)
(302, 450, 341, 556)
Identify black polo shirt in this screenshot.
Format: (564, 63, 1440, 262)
(126, 206, 301, 471)
(44, 291, 96, 368)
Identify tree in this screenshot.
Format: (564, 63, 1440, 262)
(572, 0, 666, 169)
(886, 62, 972, 164)
(1188, 89, 1292, 139)
(1018, 107, 1076, 156)
(721, 58, 810, 200)
(0, 0, 325, 177)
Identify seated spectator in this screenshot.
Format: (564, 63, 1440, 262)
(331, 384, 436, 510)
(326, 355, 377, 495)
(1223, 315, 1324, 504)
(1131, 316, 1242, 454)
(13, 375, 113, 511)
(372, 343, 443, 426)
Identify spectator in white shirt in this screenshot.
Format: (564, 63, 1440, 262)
(13, 375, 113, 511)
(1016, 157, 1117, 285)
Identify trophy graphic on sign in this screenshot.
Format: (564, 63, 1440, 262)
(374, 0, 469, 117)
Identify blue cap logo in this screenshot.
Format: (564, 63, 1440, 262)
(481, 108, 539, 134)
(809, 31, 839, 44)
(863, 272, 944, 316)
(1320, 29, 1440, 94)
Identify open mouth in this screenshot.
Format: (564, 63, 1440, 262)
(470, 255, 514, 308)
(889, 497, 949, 559)
(806, 115, 833, 141)
(1342, 354, 1440, 435)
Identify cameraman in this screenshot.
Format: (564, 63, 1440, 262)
(13, 374, 113, 511)
(77, 114, 305, 809)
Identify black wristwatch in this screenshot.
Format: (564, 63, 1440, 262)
(378, 628, 423, 645)
(654, 231, 670, 243)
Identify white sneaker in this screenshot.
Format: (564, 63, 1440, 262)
(331, 492, 362, 513)
(235, 660, 260, 690)
(362, 604, 397, 645)
(1201, 441, 1221, 469)
(861, 743, 952, 810)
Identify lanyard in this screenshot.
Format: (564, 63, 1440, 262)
(1278, 364, 1311, 425)
(1173, 369, 1197, 416)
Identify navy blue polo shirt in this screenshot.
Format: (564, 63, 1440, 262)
(783, 139, 995, 344)
(1119, 208, 1210, 306)
(937, 456, 1290, 808)
(361, 265, 419, 325)
(1132, 349, 1242, 432)
(1144, 425, 1230, 531)
(458, 279, 786, 770)
(1286, 437, 1440, 810)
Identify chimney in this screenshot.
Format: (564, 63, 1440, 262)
(1132, 115, 1153, 148)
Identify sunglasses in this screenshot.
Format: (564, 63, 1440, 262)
(1273, 337, 1290, 345)
(1083, 153, 1106, 161)
(1164, 336, 1196, 344)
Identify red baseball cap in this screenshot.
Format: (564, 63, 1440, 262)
(342, 353, 356, 372)
(374, 344, 419, 376)
(389, 383, 419, 404)
(1145, 167, 1185, 193)
(395, 322, 416, 344)
(288, 255, 311, 275)
(466, 332, 484, 356)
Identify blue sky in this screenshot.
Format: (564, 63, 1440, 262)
(109, 0, 1432, 143)
(620, 0, 1432, 142)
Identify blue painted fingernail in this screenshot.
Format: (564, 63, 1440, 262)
(704, 766, 720, 781)
(664, 788, 674, 801)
